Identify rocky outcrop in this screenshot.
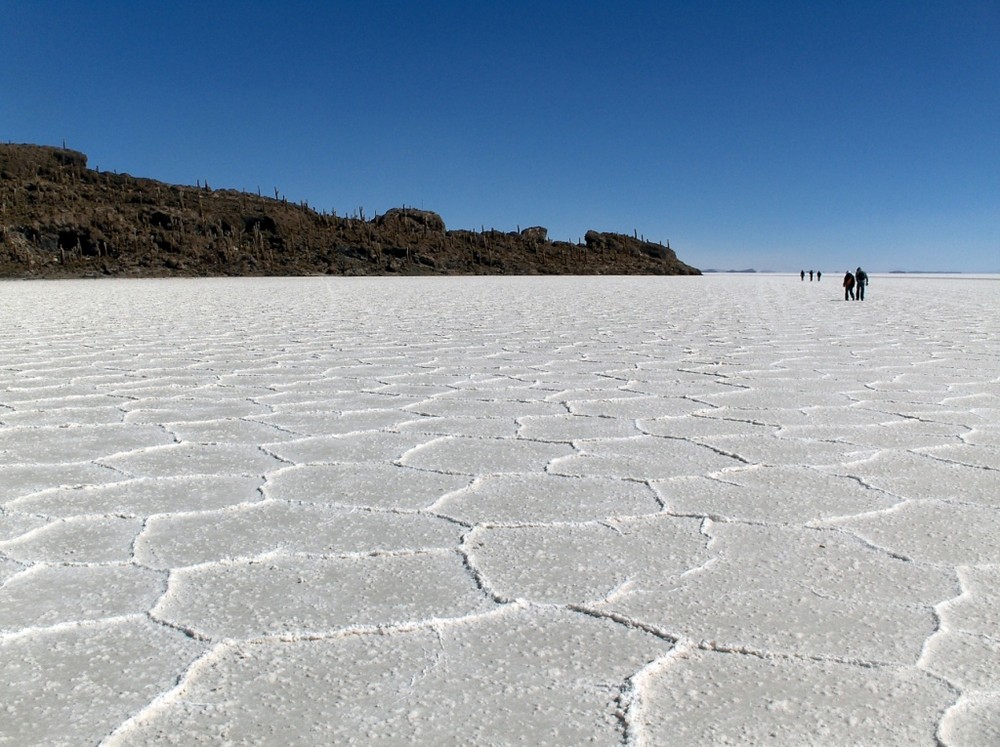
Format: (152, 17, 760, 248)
(520, 226, 548, 242)
(585, 230, 682, 262)
(0, 143, 701, 278)
(375, 207, 446, 234)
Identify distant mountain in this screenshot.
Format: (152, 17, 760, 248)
(0, 144, 701, 279)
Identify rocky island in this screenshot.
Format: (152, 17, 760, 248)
(0, 143, 700, 279)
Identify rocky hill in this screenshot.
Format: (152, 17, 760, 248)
(0, 143, 700, 279)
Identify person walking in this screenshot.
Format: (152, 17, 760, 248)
(843, 270, 856, 300)
(855, 267, 868, 300)
(809, 270, 814, 281)
(801, 270, 805, 281)
(816, 270, 821, 281)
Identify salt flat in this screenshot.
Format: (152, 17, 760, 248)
(1, 273, 998, 746)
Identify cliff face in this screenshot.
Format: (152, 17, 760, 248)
(0, 144, 701, 278)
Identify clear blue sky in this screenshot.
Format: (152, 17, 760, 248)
(4, 1, 998, 272)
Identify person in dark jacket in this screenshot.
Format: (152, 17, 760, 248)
(855, 267, 868, 300)
(843, 271, 856, 300)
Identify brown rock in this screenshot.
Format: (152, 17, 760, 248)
(0, 143, 701, 278)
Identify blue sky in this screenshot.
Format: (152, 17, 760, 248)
(4, 1, 998, 272)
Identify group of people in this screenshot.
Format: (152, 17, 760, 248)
(842, 267, 868, 300)
(800, 267, 870, 300)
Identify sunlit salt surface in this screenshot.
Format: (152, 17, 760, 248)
(1, 274, 998, 746)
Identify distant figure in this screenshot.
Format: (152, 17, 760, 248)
(809, 270, 814, 281)
(816, 270, 821, 281)
(843, 270, 856, 300)
(801, 270, 805, 281)
(855, 267, 868, 300)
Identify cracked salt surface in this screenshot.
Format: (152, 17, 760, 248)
(1, 274, 998, 745)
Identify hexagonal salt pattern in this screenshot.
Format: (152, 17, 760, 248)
(105, 606, 674, 746)
(635, 647, 953, 745)
(1, 274, 998, 745)
(0, 618, 207, 747)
